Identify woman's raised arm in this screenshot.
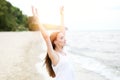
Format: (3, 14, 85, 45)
(32, 7, 59, 65)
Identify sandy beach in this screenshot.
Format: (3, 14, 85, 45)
(0, 31, 118, 80)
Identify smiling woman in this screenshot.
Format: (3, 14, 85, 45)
(30, 5, 76, 80)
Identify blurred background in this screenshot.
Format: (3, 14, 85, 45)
(0, 0, 120, 80)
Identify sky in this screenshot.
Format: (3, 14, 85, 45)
(7, 0, 120, 31)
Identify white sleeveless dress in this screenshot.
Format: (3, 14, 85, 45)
(52, 53, 75, 80)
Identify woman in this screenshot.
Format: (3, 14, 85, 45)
(32, 7, 75, 80)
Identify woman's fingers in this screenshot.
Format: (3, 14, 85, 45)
(60, 6, 64, 15)
(31, 6, 39, 17)
(35, 8, 39, 16)
(32, 6, 35, 16)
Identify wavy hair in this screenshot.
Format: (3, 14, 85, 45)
(45, 32, 60, 78)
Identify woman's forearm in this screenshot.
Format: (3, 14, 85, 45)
(37, 22, 49, 40)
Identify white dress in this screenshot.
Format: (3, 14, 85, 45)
(52, 53, 75, 80)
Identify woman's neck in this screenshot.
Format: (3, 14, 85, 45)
(55, 47, 66, 56)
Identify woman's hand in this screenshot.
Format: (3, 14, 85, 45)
(31, 6, 40, 24)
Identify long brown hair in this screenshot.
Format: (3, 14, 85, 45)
(45, 32, 60, 78)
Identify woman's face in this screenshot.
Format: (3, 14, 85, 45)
(55, 32, 66, 47)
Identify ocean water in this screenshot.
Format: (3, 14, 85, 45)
(66, 30, 120, 53)
(65, 30, 120, 80)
